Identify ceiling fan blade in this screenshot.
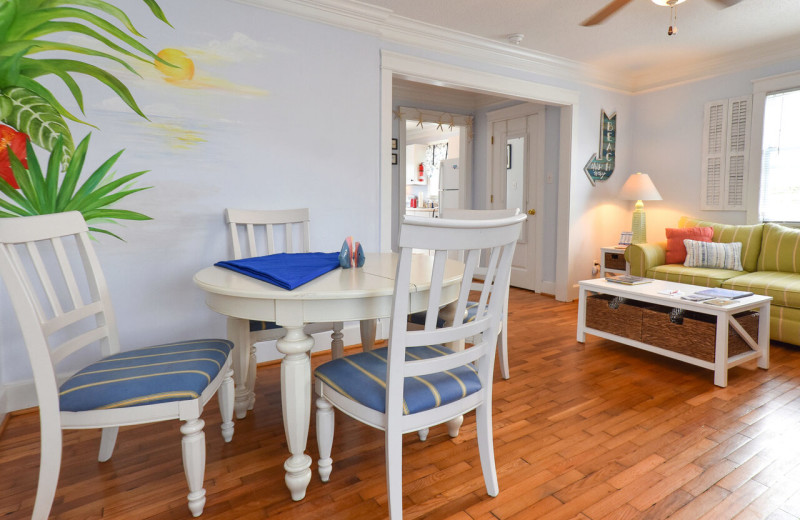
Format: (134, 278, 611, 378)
(708, 0, 743, 6)
(580, 0, 635, 26)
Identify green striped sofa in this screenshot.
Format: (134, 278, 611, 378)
(626, 217, 800, 346)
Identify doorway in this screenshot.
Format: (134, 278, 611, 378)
(380, 50, 579, 301)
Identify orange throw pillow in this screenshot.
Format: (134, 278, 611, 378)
(665, 226, 713, 264)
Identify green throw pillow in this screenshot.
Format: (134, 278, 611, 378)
(758, 222, 800, 273)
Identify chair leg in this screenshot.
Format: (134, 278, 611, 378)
(32, 418, 62, 520)
(331, 322, 344, 359)
(385, 427, 404, 519)
(247, 345, 257, 411)
(499, 323, 510, 380)
(181, 419, 207, 517)
(316, 396, 334, 482)
(98, 427, 119, 462)
(417, 428, 429, 441)
(500, 296, 510, 379)
(359, 319, 377, 351)
(219, 369, 235, 442)
(475, 403, 499, 497)
(447, 415, 463, 437)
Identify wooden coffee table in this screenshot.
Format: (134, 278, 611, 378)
(577, 278, 771, 387)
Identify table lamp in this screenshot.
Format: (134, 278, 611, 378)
(619, 172, 662, 244)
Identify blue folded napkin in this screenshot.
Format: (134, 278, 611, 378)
(215, 252, 340, 290)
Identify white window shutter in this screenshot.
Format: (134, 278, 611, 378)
(701, 100, 727, 210)
(725, 96, 751, 210)
(701, 97, 751, 211)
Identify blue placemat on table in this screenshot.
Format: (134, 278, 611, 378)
(215, 252, 340, 290)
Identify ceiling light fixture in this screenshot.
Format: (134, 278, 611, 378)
(651, 0, 686, 5)
(652, 0, 686, 35)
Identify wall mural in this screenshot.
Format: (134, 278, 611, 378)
(583, 110, 616, 186)
(0, 0, 177, 239)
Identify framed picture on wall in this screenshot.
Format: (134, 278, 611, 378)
(391, 138, 398, 150)
(391, 153, 397, 165)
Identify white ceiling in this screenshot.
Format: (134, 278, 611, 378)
(359, 0, 800, 89)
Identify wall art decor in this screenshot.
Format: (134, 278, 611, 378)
(584, 110, 616, 186)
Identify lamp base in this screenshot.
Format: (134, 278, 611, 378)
(631, 202, 646, 244)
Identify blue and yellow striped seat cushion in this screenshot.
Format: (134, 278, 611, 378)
(314, 345, 481, 415)
(408, 301, 480, 328)
(250, 320, 282, 332)
(59, 339, 232, 412)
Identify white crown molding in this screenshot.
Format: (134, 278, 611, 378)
(227, 0, 800, 95)
(226, 0, 632, 92)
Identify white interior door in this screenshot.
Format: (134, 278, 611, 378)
(490, 109, 544, 291)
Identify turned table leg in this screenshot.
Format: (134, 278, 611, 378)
(276, 325, 314, 500)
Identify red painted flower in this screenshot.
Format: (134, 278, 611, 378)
(0, 124, 29, 189)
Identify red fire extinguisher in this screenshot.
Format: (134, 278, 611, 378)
(418, 163, 424, 183)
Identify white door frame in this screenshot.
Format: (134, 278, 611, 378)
(380, 50, 579, 301)
(487, 104, 545, 293)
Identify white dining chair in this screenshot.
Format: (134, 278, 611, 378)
(0, 212, 234, 519)
(314, 212, 525, 519)
(225, 206, 376, 359)
(409, 208, 519, 380)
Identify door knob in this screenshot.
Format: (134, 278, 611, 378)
(527, 209, 536, 215)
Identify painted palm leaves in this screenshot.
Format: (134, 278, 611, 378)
(0, 0, 170, 236)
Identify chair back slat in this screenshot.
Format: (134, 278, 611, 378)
(51, 326, 110, 366)
(245, 223, 258, 257)
(52, 236, 84, 309)
(404, 337, 489, 378)
(422, 250, 447, 331)
(225, 208, 311, 259)
(42, 301, 104, 337)
(387, 214, 525, 420)
(228, 221, 243, 259)
(25, 241, 64, 316)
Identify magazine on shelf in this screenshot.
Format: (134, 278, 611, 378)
(693, 288, 754, 299)
(680, 293, 714, 302)
(605, 275, 650, 285)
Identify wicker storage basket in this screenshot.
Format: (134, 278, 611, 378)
(604, 251, 626, 270)
(641, 306, 758, 362)
(585, 294, 646, 341)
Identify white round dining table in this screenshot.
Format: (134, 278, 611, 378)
(193, 252, 463, 501)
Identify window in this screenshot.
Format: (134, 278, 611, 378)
(758, 88, 800, 222)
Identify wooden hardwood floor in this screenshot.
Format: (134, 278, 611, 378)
(3, 288, 800, 519)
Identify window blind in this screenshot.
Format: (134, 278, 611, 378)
(759, 88, 800, 222)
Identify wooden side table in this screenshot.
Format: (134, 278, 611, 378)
(600, 246, 629, 277)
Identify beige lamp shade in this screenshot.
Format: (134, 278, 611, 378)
(619, 172, 662, 202)
(619, 172, 662, 245)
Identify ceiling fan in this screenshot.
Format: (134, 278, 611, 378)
(581, 0, 744, 28)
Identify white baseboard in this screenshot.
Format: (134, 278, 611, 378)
(541, 280, 556, 297)
(5, 378, 39, 413)
(0, 387, 6, 426)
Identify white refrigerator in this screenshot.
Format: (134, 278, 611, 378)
(436, 158, 460, 217)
